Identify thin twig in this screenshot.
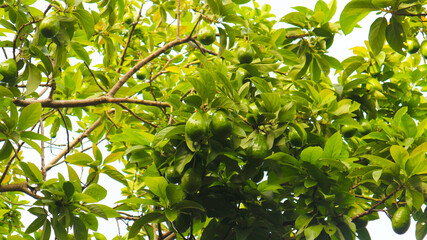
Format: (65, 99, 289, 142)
(177, 0, 181, 39)
(0, 143, 23, 185)
(39, 117, 46, 181)
(45, 117, 103, 170)
(56, 109, 70, 158)
(351, 187, 402, 220)
(118, 4, 145, 72)
(84, 62, 106, 92)
(116, 103, 159, 128)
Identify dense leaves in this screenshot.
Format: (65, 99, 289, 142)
(0, 0, 427, 240)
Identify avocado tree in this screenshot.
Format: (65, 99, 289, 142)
(0, 0, 427, 239)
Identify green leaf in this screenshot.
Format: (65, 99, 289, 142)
(40, 219, 51, 240)
(416, 220, 427, 240)
(260, 93, 280, 113)
(86, 204, 108, 220)
(129, 212, 163, 238)
(63, 181, 75, 199)
(21, 137, 42, 155)
(340, 0, 376, 35)
(71, 41, 91, 64)
(17, 103, 42, 131)
(281, 12, 307, 28)
(232, 0, 250, 4)
(369, 17, 387, 55)
(406, 188, 423, 210)
(322, 132, 342, 159)
(30, 43, 52, 74)
(0, 140, 13, 161)
(390, 145, 409, 171)
(84, 183, 107, 202)
(385, 15, 406, 55)
(73, 193, 98, 203)
(217, 27, 227, 58)
(173, 200, 205, 212)
(356, 227, 371, 240)
(79, 213, 98, 231)
(25, 215, 46, 233)
(73, 217, 88, 240)
(72, 9, 95, 39)
(301, 147, 323, 165)
(0, 85, 15, 98)
(144, 176, 168, 202)
(51, 220, 68, 240)
(25, 63, 42, 96)
(304, 225, 323, 240)
(19, 162, 43, 183)
(20, 131, 50, 141)
(102, 165, 128, 186)
(152, 125, 185, 148)
(66, 153, 94, 166)
(406, 143, 427, 176)
(166, 184, 185, 206)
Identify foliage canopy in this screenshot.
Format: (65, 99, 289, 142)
(0, 0, 427, 239)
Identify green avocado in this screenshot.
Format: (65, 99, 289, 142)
(181, 168, 202, 194)
(237, 44, 255, 64)
(185, 112, 207, 142)
(247, 133, 268, 163)
(210, 110, 232, 139)
(392, 206, 411, 234)
(197, 25, 216, 45)
(0, 59, 17, 84)
(40, 15, 60, 39)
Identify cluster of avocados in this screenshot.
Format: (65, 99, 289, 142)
(196, 24, 256, 65)
(404, 37, 427, 58)
(1, 14, 60, 86)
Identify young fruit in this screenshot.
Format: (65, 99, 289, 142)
(136, 68, 147, 80)
(348, 205, 368, 229)
(0, 59, 17, 83)
(392, 206, 411, 234)
(406, 38, 420, 54)
(181, 168, 202, 194)
(123, 12, 134, 25)
(165, 166, 180, 184)
(39, 15, 60, 39)
(359, 119, 372, 135)
(197, 25, 216, 45)
(210, 110, 233, 139)
(237, 45, 255, 64)
(247, 134, 268, 162)
(341, 125, 357, 138)
(420, 40, 427, 59)
(185, 112, 207, 142)
(289, 127, 302, 147)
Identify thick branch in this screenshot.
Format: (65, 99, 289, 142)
(13, 97, 171, 108)
(107, 36, 193, 97)
(45, 117, 103, 170)
(0, 182, 42, 199)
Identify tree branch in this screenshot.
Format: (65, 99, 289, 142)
(13, 97, 171, 108)
(351, 187, 402, 220)
(107, 36, 194, 97)
(0, 182, 42, 199)
(45, 117, 103, 170)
